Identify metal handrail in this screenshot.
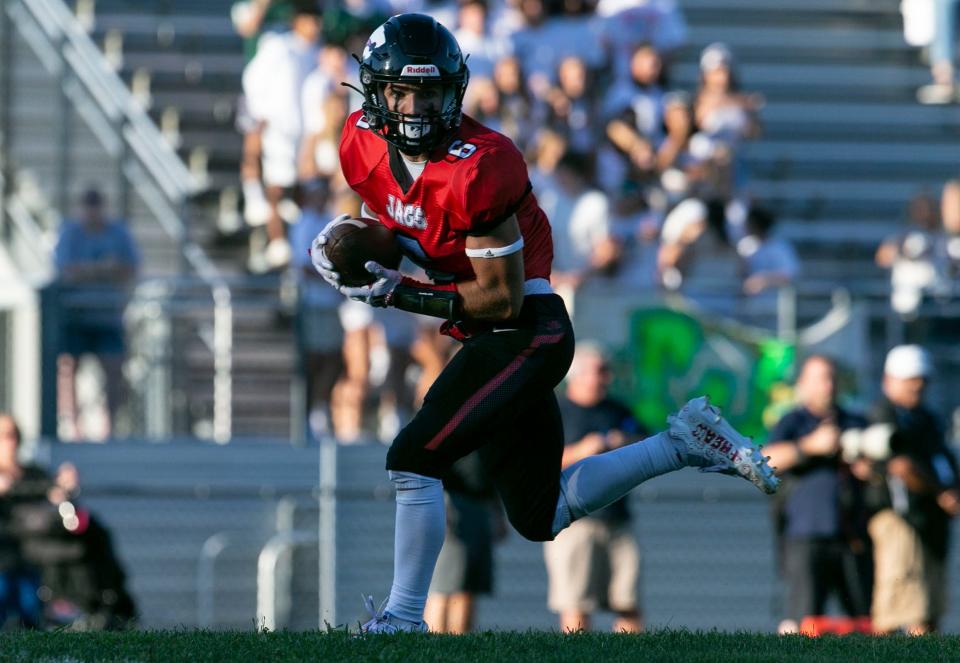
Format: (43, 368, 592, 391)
(0, 171, 55, 276)
(256, 530, 319, 631)
(11, 0, 197, 201)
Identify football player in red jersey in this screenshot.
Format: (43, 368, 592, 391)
(311, 14, 779, 633)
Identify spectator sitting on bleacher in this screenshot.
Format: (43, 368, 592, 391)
(490, 54, 542, 152)
(453, 0, 512, 80)
(603, 43, 667, 198)
(875, 190, 942, 319)
(595, 0, 686, 84)
(544, 55, 601, 176)
(549, 152, 621, 316)
(737, 207, 799, 298)
(691, 42, 761, 243)
(240, 0, 322, 271)
(693, 43, 762, 152)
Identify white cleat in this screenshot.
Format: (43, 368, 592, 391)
(358, 595, 428, 634)
(668, 396, 780, 494)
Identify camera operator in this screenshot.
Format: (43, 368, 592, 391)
(764, 356, 872, 635)
(0, 413, 51, 628)
(0, 413, 136, 630)
(857, 345, 960, 634)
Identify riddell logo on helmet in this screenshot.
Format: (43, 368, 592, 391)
(401, 64, 440, 77)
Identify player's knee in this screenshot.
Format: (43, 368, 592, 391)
(385, 431, 442, 477)
(508, 512, 554, 542)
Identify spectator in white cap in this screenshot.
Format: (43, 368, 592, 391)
(694, 43, 761, 142)
(857, 344, 960, 634)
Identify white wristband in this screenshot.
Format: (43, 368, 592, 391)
(465, 237, 524, 258)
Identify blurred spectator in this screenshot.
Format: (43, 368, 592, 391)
(54, 187, 140, 441)
(763, 357, 871, 635)
(603, 43, 666, 197)
(691, 43, 761, 229)
(0, 414, 47, 628)
(332, 299, 375, 444)
(0, 414, 135, 630)
(548, 152, 621, 315)
(231, 0, 296, 62)
(371, 305, 420, 444)
(292, 178, 344, 440)
(544, 342, 646, 633)
(321, 1, 390, 51)
(737, 207, 799, 297)
(453, 0, 512, 79)
(490, 55, 542, 151)
(299, 48, 354, 183)
(544, 56, 601, 171)
(425, 453, 503, 634)
(595, 0, 686, 83)
(604, 42, 666, 138)
(694, 43, 761, 152)
(240, 1, 322, 270)
(875, 190, 942, 319)
(857, 345, 960, 634)
(937, 178, 960, 280)
(656, 198, 737, 294)
(509, 0, 604, 92)
(911, 0, 960, 104)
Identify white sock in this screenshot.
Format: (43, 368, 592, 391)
(384, 471, 445, 623)
(552, 432, 684, 536)
(242, 178, 266, 206)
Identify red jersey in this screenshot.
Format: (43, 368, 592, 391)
(339, 110, 553, 284)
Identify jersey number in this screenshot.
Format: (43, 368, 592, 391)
(447, 140, 477, 159)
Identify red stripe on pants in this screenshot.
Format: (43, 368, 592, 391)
(424, 332, 566, 451)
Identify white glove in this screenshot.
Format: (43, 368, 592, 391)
(309, 213, 352, 289)
(339, 261, 402, 307)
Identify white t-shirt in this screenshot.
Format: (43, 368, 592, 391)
(242, 31, 319, 137)
(553, 189, 612, 273)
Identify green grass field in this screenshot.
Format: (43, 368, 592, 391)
(2, 630, 960, 662)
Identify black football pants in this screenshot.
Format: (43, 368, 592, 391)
(386, 294, 575, 542)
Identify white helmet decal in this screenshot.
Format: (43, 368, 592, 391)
(362, 25, 386, 60)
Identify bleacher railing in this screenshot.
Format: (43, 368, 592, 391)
(2, 0, 233, 441)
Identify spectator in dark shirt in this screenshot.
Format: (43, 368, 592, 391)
(0, 414, 49, 628)
(543, 341, 646, 633)
(0, 414, 136, 630)
(764, 355, 871, 635)
(860, 345, 960, 634)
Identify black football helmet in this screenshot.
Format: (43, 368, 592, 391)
(356, 14, 469, 155)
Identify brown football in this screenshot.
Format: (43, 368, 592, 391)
(323, 217, 403, 287)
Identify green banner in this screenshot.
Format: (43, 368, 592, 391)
(613, 307, 795, 444)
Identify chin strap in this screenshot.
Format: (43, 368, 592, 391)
(387, 277, 460, 320)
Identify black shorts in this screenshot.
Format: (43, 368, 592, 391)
(782, 537, 872, 622)
(386, 294, 575, 542)
(429, 491, 495, 595)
